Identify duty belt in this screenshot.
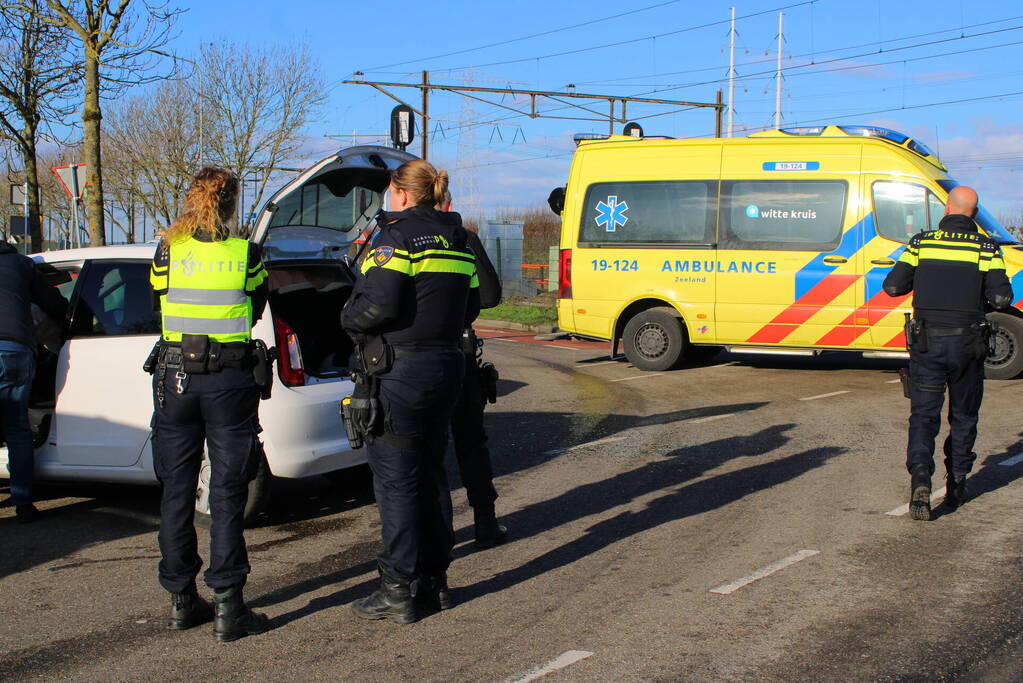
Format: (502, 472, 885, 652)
(391, 344, 459, 360)
(927, 326, 977, 338)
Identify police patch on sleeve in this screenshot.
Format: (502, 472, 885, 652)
(373, 245, 394, 266)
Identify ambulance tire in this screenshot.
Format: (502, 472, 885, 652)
(622, 308, 686, 371)
(985, 312, 1023, 380)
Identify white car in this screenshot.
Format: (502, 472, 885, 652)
(0, 145, 415, 522)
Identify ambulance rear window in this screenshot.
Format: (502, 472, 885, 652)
(720, 180, 847, 251)
(579, 180, 715, 245)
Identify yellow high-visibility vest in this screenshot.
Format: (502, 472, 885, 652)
(150, 236, 266, 343)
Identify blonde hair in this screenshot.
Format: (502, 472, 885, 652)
(165, 167, 239, 243)
(390, 159, 449, 208)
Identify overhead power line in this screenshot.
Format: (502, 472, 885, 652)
(427, 0, 822, 73)
(365, 0, 682, 71)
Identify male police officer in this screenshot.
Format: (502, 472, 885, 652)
(882, 185, 1012, 521)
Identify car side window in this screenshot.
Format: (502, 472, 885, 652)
(69, 261, 160, 337)
(872, 181, 944, 243)
(719, 179, 847, 251)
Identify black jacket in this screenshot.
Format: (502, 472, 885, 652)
(0, 241, 68, 349)
(882, 214, 1013, 326)
(342, 206, 480, 347)
(466, 229, 501, 310)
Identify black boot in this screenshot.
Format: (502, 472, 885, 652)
(909, 464, 932, 521)
(413, 574, 452, 612)
(473, 505, 508, 549)
(212, 586, 269, 642)
(169, 585, 213, 630)
(945, 472, 968, 509)
(352, 565, 416, 624)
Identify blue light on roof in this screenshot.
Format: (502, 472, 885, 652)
(838, 125, 909, 144)
(779, 126, 826, 136)
(908, 139, 936, 158)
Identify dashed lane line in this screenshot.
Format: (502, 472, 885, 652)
(543, 435, 628, 456)
(505, 650, 595, 683)
(710, 550, 820, 595)
(999, 453, 1023, 467)
(575, 360, 620, 367)
(885, 378, 902, 384)
(688, 412, 736, 424)
(609, 373, 665, 383)
(886, 487, 948, 516)
(798, 390, 851, 401)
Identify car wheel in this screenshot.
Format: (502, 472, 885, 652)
(195, 448, 273, 528)
(622, 307, 686, 372)
(985, 312, 1023, 380)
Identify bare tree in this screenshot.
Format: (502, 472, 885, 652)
(40, 0, 179, 247)
(200, 39, 325, 233)
(105, 77, 197, 234)
(0, 1, 78, 252)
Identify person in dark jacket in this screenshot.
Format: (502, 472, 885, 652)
(882, 185, 1013, 521)
(342, 159, 479, 623)
(444, 196, 508, 548)
(0, 239, 68, 522)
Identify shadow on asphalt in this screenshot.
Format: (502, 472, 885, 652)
(931, 432, 1023, 520)
(456, 424, 846, 604)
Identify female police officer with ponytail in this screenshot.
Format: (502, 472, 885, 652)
(148, 167, 270, 642)
(342, 159, 480, 623)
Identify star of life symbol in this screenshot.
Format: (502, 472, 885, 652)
(595, 195, 629, 232)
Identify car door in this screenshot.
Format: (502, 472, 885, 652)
(54, 258, 160, 467)
(863, 178, 945, 347)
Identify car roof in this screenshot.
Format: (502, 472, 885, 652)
(32, 243, 157, 263)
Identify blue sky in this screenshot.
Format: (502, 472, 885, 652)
(170, 0, 1023, 218)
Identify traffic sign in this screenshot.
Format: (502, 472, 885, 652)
(52, 163, 87, 199)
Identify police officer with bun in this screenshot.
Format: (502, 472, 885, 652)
(883, 185, 1013, 521)
(342, 159, 479, 623)
(148, 167, 271, 641)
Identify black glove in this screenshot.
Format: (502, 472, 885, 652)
(349, 374, 379, 436)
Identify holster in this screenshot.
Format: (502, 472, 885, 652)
(251, 339, 275, 400)
(904, 314, 927, 353)
(143, 340, 161, 375)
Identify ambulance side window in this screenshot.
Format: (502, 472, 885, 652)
(578, 181, 715, 246)
(719, 180, 847, 251)
(872, 181, 943, 243)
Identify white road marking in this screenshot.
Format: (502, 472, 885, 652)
(689, 412, 736, 424)
(710, 550, 820, 595)
(999, 453, 1023, 467)
(885, 487, 948, 516)
(798, 390, 851, 401)
(544, 344, 584, 351)
(506, 650, 594, 683)
(609, 373, 664, 383)
(575, 360, 619, 367)
(543, 435, 628, 456)
(885, 379, 902, 384)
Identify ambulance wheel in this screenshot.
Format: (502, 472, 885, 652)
(985, 312, 1023, 380)
(622, 308, 686, 371)
(195, 449, 272, 528)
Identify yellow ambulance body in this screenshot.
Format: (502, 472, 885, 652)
(555, 125, 1023, 378)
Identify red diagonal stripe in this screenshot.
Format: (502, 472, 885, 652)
(884, 330, 907, 348)
(814, 291, 911, 347)
(747, 274, 860, 344)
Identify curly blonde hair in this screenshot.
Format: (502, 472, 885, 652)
(165, 167, 239, 243)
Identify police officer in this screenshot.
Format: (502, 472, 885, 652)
(342, 159, 479, 623)
(444, 193, 508, 548)
(883, 185, 1012, 521)
(148, 167, 270, 641)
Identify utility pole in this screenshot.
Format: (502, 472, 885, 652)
(727, 6, 736, 138)
(775, 12, 784, 129)
(715, 90, 723, 137)
(421, 70, 430, 161)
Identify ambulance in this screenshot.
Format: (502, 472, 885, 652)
(553, 125, 1023, 378)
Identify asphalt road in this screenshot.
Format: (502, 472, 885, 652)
(4, 328, 1023, 682)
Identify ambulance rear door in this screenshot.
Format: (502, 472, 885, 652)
(716, 144, 864, 347)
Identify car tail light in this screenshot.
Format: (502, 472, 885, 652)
(273, 316, 305, 386)
(558, 248, 572, 299)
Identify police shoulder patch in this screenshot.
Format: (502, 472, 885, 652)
(373, 245, 395, 266)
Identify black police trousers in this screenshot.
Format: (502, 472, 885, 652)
(368, 348, 464, 582)
(450, 353, 498, 509)
(151, 366, 260, 594)
(906, 333, 984, 477)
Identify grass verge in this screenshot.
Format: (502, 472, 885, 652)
(480, 301, 558, 327)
